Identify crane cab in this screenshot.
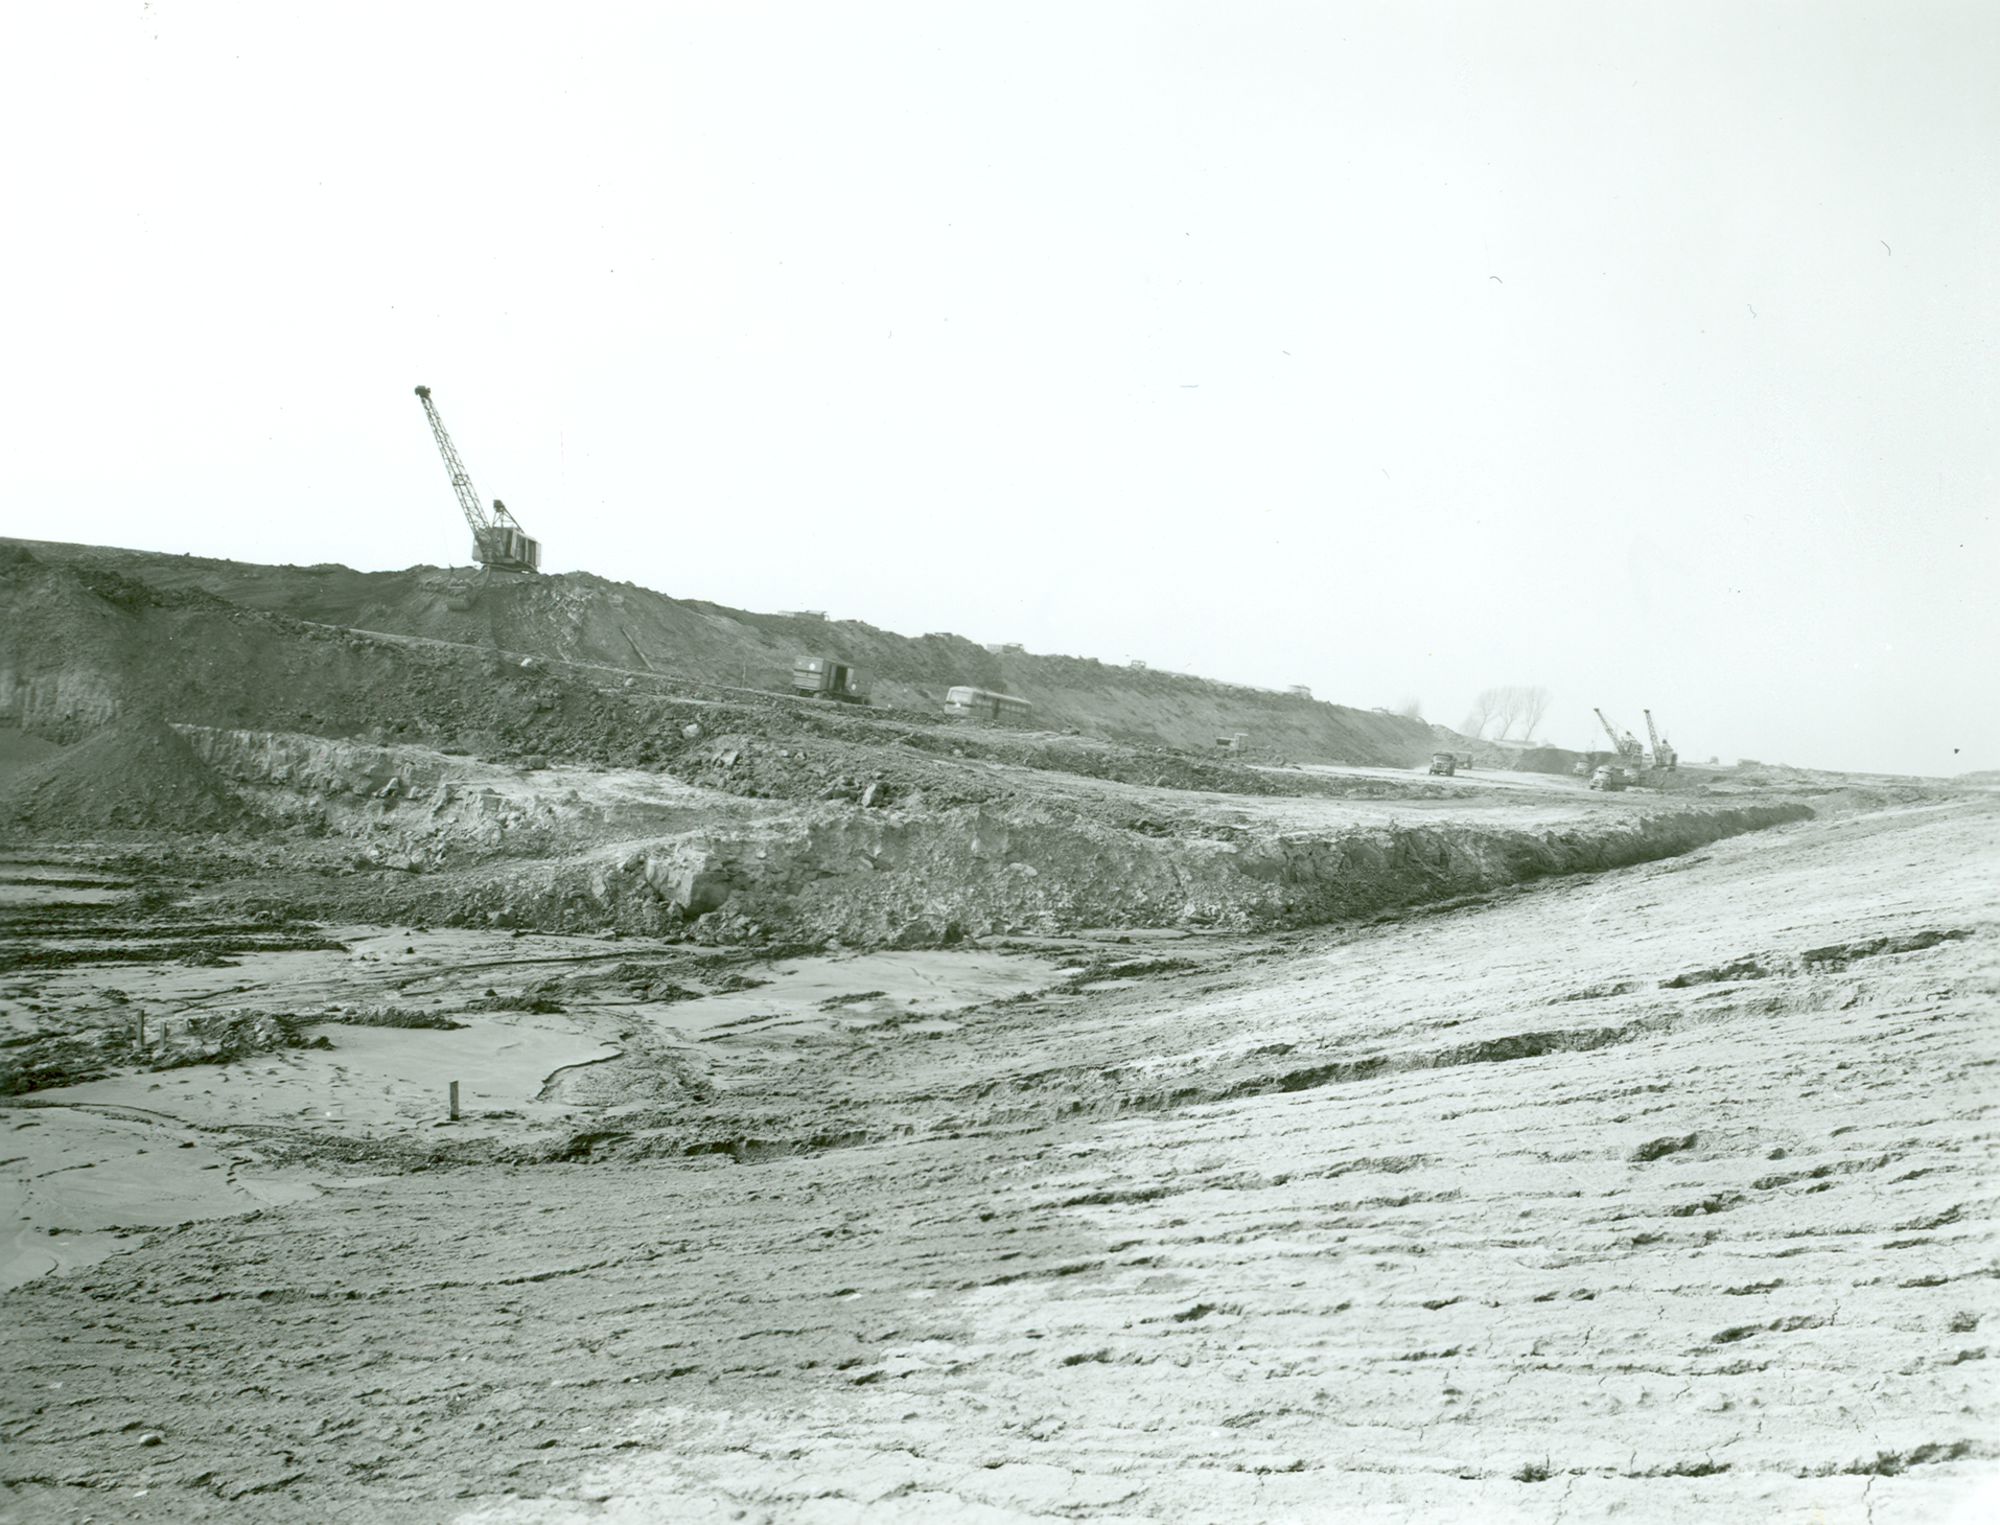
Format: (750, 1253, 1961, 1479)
(474, 503, 540, 573)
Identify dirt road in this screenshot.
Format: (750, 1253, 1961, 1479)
(2, 797, 1995, 1522)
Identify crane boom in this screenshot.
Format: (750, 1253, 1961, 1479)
(1593, 708, 1625, 752)
(1643, 708, 1663, 760)
(412, 385, 542, 573)
(414, 385, 490, 538)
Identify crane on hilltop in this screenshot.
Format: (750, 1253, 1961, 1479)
(1593, 707, 1646, 769)
(413, 385, 542, 573)
(1643, 709, 1678, 771)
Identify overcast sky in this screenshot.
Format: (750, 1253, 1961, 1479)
(3, 2, 1994, 774)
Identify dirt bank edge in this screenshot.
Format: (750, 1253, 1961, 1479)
(362, 800, 1817, 947)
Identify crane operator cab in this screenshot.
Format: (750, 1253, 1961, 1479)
(476, 501, 541, 573)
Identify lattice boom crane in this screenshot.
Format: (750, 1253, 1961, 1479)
(1643, 709, 1678, 771)
(413, 385, 542, 573)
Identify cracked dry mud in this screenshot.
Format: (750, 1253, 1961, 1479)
(3, 797, 1997, 1523)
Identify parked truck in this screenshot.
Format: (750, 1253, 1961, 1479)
(792, 656, 868, 704)
(945, 686, 1032, 724)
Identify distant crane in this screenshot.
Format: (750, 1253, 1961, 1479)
(1643, 709, 1678, 771)
(1593, 707, 1646, 769)
(413, 385, 542, 573)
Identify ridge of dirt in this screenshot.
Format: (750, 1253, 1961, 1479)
(2, 535, 1455, 765)
(0, 547, 1450, 803)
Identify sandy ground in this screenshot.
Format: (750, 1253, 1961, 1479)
(48, 1017, 617, 1133)
(1, 797, 1995, 1522)
(1, 921, 1072, 1288)
(0, 1110, 318, 1291)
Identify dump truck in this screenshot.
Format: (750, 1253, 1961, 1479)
(1428, 751, 1457, 776)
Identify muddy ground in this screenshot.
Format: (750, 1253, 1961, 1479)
(2, 784, 1995, 1522)
(2, 542, 1992, 1520)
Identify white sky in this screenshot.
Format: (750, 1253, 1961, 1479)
(3, 2, 1994, 774)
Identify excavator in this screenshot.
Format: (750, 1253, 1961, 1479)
(414, 385, 542, 573)
(1644, 709, 1678, 771)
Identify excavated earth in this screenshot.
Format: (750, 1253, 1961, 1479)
(2, 540, 1995, 1521)
(0, 790, 1992, 1523)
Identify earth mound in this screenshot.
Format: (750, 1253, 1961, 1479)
(2, 536, 1452, 766)
(1510, 745, 1586, 775)
(0, 718, 244, 834)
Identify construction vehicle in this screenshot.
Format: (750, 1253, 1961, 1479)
(1588, 764, 1629, 792)
(1643, 709, 1679, 771)
(945, 686, 1032, 724)
(792, 656, 868, 703)
(1592, 708, 1646, 770)
(413, 386, 542, 573)
(1428, 751, 1457, 776)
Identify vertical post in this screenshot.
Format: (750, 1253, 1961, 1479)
(136, 1012, 146, 1047)
(448, 1080, 461, 1121)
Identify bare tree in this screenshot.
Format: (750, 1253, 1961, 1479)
(1396, 696, 1423, 720)
(1514, 685, 1552, 741)
(1461, 690, 1499, 738)
(1464, 685, 1553, 741)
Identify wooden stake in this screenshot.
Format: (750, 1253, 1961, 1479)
(448, 1080, 460, 1121)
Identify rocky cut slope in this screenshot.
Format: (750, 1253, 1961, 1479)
(3, 537, 1446, 765)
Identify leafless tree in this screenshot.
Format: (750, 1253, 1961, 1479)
(1396, 696, 1423, 720)
(1463, 684, 1553, 741)
(1513, 685, 1552, 740)
(1461, 690, 1499, 738)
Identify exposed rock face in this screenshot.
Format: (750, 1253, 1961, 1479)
(639, 846, 734, 917)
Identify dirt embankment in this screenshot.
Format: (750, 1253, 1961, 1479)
(4, 536, 1450, 764)
(0, 540, 1818, 958)
(1, 548, 1450, 795)
(145, 722, 1813, 947)
(447, 799, 1816, 946)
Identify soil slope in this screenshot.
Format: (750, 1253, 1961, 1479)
(0, 720, 241, 833)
